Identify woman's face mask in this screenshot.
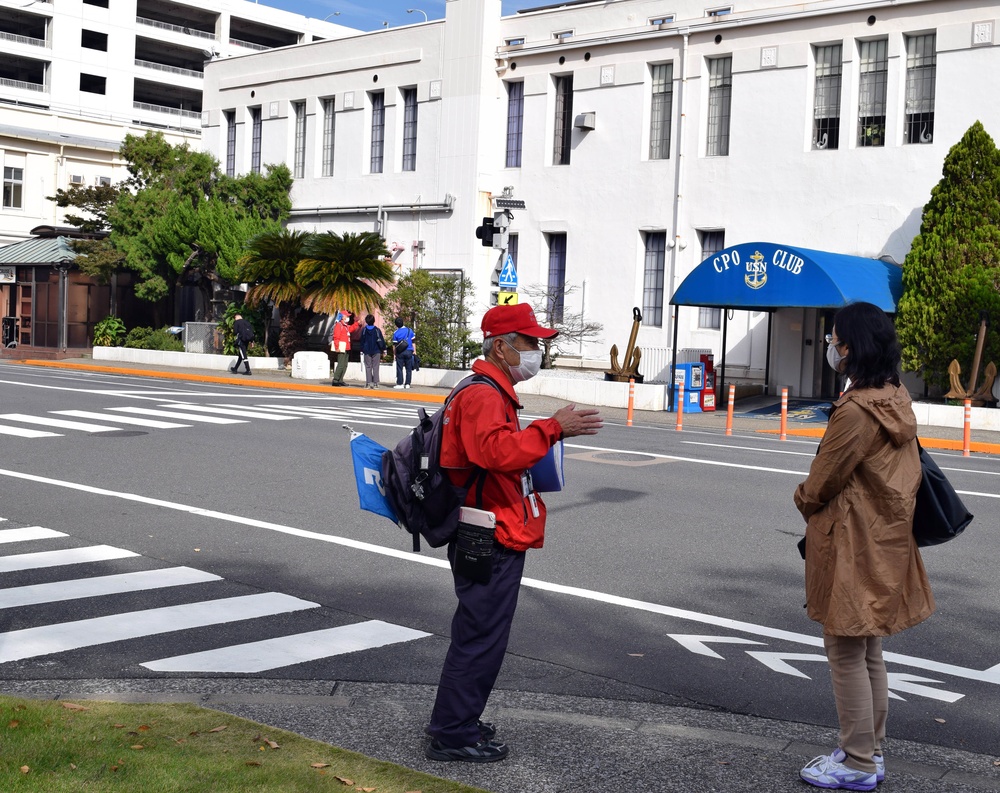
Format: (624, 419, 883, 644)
(826, 337, 846, 372)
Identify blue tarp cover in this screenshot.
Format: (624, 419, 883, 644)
(669, 242, 902, 311)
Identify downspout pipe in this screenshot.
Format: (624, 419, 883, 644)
(666, 30, 689, 413)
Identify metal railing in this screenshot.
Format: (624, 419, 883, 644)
(135, 16, 216, 41)
(184, 322, 222, 354)
(229, 37, 270, 51)
(134, 59, 203, 79)
(132, 101, 201, 120)
(0, 31, 47, 48)
(0, 77, 45, 92)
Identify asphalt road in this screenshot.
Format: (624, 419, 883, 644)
(0, 362, 998, 760)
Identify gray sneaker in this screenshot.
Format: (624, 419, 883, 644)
(425, 739, 508, 763)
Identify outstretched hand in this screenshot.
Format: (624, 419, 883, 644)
(552, 404, 603, 438)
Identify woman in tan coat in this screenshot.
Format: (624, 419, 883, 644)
(795, 301, 935, 791)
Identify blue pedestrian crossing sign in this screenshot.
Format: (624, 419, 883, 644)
(498, 254, 518, 290)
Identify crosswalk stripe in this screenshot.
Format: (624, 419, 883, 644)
(53, 410, 192, 429)
(0, 567, 222, 609)
(0, 527, 67, 544)
(158, 404, 300, 420)
(0, 592, 319, 664)
(0, 545, 139, 573)
(0, 425, 61, 438)
(107, 407, 246, 424)
(141, 619, 431, 673)
(0, 413, 120, 432)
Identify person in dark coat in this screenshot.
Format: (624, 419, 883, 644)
(359, 314, 386, 389)
(231, 314, 254, 376)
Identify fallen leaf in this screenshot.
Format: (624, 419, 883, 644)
(61, 702, 90, 711)
(208, 725, 228, 733)
(174, 739, 187, 745)
(137, 725, 151, 732)
(934, 718, 946, 724)
(265, 739, 279, 749)
(8, 720, 19, 728)
(14, 705, 26, 711)
(245, 761, 262, 767)
(259, 746, 266, 752)
(993, 760, 1000, 767)
(19, 766, 29, 774)
(311, 763, 331, 769)
(360, 788, 376, 792)
(112, 724, 126, 729)
(131, 745, 144, 750)
(110, 766, 119, 772)
(70, 764, 77, 770)
(335, 776, 355, 785)
(194, 548, 201, 552)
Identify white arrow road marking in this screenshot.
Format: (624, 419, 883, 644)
(142, 620, 431, 673)
(667, 634, 766, 659)
(0, 593, 318, 664)
(745, 652, 828, 679)
(886, 673, 965, 703)
(0, 526, 66, 543)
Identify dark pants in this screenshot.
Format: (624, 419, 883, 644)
(395, 350, 413, 385)
(332, 351, 349, 383)
(232, 341, 250, 373)
(428, 542, 526, 748)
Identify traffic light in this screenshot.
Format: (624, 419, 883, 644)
(491, 211, 509, 250)
(475, 216, 495, 247)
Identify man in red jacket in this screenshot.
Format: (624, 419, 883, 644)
(330, 310, 357, 387)
(425, 303, 603, 763)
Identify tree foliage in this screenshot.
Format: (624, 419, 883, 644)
(522, 282, 604, 368)
(895, 121, 1000, 390)
(384, 269, 477, 369)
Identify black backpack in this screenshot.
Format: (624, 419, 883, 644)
(237, 320, 255, 344)
(381, 375, 500, 551)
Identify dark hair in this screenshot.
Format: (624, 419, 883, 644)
(394, 317, 404, 328)
(833, 301, 901, 389)
(365, 314, 375, 325)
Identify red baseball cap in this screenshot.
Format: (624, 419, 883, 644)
(481, 304, 558, 339)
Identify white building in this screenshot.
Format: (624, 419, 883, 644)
(137, 1, 1000, 395)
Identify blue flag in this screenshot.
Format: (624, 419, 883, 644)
(350, 432, 397, 523)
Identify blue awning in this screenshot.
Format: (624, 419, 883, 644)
(670, 242, 902, 312)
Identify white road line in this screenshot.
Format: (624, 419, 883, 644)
(142, 619, 431, 673)
(0, 567, 222, 609)
(681, 441, 815, 457)
(0, 425, 61, 438)
(0, 527, 66, 544)
(53, 410, 192, 429)
(157, 404, 300, 420)
(0, 593, 318, 664)
(108, 407, 246, 424)
(0, 545, 139, 573)
(0, 413, 119, 433)
(2, 466, 998, 685)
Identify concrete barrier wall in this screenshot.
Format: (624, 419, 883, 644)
(93, 347, 285, 370)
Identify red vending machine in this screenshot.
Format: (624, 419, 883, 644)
(699, 354, 717, 412)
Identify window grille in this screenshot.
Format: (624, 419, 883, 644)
(250, 107, 262, 173)
(547, 234, 567, 323)
(370, 91, 385, 173)
(225, 111, 236, 176)
(553, 75, 573, 165)
(506, 81, 524, 168)
(698, 230, 725, 328)
(857, 39, 887, 147)
(904, 33, 936, 144)
(813, 44, 842, 150)
(402, 88, 418, 171)
(706, 57, 731, 156)
(643, 232, 666, 326)
(322, 99, 335, 176)
(293, 101, 306, 178)
(650, 63, 673, 160)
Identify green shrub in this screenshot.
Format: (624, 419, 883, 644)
(93, 315, 127, 347)
(124, 326, 184, 351)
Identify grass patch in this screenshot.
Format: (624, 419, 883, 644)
(0, 695, 488, 793)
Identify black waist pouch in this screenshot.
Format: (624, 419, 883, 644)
(454, 522, 495, 584)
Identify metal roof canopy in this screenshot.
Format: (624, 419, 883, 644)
(666, 242, 903, 408)
(0, 236, 78, 265)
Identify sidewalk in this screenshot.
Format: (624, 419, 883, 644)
(12, 356, 1000, 454)
(5, 357, 1000, 792)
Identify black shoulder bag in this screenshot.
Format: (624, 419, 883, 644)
(912, 439, 973, 547)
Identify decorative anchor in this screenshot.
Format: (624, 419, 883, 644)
(605, 306, 644, 383)
(944, 314, 998, 406)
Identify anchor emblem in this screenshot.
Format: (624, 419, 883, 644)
(745, 250, 767, 289)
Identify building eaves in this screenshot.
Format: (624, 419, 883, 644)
(0, 236, 78, 265)
(0, 125, 122, 153)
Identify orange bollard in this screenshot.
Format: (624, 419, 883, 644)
(963, 398, 972, 457)
(675, 381, 685, 431)
(779, 387, 788, 441)
(627, 378, 635, 427)
(725, 383, 736, 436)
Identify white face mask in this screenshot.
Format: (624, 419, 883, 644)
(826, 342, 845, 372)
(506, 347, 543, 383)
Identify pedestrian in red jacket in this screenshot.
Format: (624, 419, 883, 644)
(424, 303, 602, 763)
(330, 310, 357, 387)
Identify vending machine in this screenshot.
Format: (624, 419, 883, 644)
(670, 362, 704, 413)
(699, 354, 716, 412)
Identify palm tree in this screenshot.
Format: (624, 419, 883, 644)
(298, 231, 395, 315)
(238, 228, 311, 361)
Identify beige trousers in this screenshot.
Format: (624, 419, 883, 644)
(823, 634, 886, 774)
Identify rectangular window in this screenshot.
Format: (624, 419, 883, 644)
(250, 106, 262, 174)
(813, 44, 842, 150)
(82, 0, 109, 7)
(649, 63, 673, 160)
(402, 88, 417, 171)
(322, 98, 335, 177)
(698, 230, 724, 328)
(505, 81, 524, 168)
(553, 75, 573, 165)
(507, 233, 518, 269)
(649, 16, 675, 25)
(81, 30, 108, 51)
(370, 91, 385, 173)
(3, 167, 24, 210)
(293, 101, 306, 179)
(547, 233, 567, 323)
(643, 232, 666, 327)
(904, 33, 936, 144)
(80, 73, 106, 94)
(225, 110, 236, 177)
(706, 57, 732, 156)
(857, 38, 888, 147)
(505, 37, 525, 46)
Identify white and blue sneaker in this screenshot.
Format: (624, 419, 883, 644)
(800, 750, 877, 790)
(830, 748, 884, 783)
